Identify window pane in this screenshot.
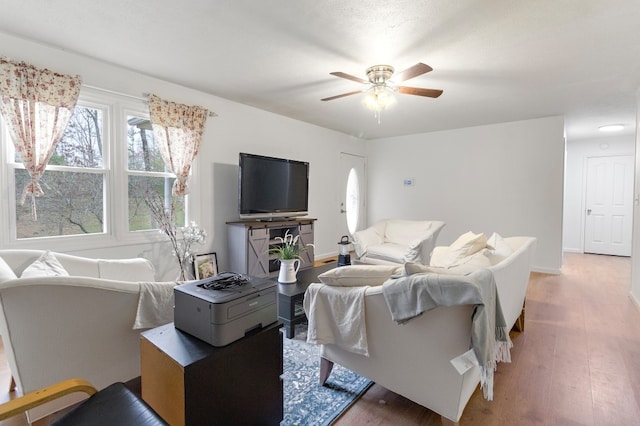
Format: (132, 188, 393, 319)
(12, 105, 103, 166)
(15, 169, 104, 238)
(127, 116, 166, 172)
(128, 175, 185, 231)
(49, 105, 104, 168)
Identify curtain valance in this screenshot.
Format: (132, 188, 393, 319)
(0, 57, 81, 107)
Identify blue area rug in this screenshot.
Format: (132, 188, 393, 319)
(281, 333, 372, 425)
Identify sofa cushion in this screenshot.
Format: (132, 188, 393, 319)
(404, 262, 473, 276)
(365, 243, 407, 264)
(430, 246, 460, 268)
(21, 250, 70, 278)
(447, 249, 493, 274)
(98, 258, 155, 282)
(318, 264, 403, 287)
(0, 256, 17, 283)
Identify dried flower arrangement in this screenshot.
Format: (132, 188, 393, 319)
(144, 191, 206, 281)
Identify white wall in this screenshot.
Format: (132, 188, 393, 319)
(0, 32, 366, 279)
(366, 116, 565, 273)
(563, 136, 635, 253)
(631, 96, 640, 307)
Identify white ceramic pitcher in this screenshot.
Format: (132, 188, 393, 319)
(278, 258, 300, 283)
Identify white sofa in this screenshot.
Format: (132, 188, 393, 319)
(311, 236, 536, 425)
(0, 249, 175, 422)
(352, 219, 445, 265)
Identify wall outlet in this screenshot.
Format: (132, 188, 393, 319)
(403, 178, 414, 186)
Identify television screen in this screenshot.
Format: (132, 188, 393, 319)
(238, 153, 309, 220)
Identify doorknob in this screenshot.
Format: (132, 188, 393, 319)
(587, 209, 592, 215)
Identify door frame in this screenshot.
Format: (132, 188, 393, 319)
(581, 154, 634, 255)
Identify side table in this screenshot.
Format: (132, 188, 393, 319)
(140, 322, 283, 426)
(278, 261, 336, 338)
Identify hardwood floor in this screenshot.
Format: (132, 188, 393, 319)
(0, 253, 637, 425)
(335, 253, 640, 425)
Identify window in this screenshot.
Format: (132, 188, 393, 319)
(126, 114, 185, 232)
(13, 103, 106, 239)
(1, 87, 194, 248)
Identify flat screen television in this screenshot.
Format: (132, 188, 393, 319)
(238, 152, 309, 220)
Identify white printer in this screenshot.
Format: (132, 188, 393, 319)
(174, 273, 278, 347)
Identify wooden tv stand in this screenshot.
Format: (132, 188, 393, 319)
(226, 218, 316, 279)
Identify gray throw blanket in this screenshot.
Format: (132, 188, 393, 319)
(381, 268, 511, 400)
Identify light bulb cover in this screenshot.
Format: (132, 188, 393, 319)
(362, 86, 396, 111)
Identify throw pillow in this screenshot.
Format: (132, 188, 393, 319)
(449, 231, 487, 257)
(21, 251, 70, 278)
(0, 256, 17, 283)
(486, 232, 513, 264)
(318, 264, 404, 287)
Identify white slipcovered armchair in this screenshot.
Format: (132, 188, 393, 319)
(352, 219, 445, 265)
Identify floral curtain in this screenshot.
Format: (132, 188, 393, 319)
(148, 94, 208, 196)
(0, 57, 81, 220)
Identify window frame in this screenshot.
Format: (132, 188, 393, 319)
(0, 86, 201, 251)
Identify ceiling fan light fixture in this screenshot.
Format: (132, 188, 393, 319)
(362, 85, 396, 124)
(362, 85, 397, 112)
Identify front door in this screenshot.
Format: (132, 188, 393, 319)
(584, 155, 634, 256)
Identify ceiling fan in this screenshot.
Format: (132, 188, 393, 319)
(321, 62, 443, 103)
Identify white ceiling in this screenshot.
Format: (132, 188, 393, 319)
(1, 0, 639, 141)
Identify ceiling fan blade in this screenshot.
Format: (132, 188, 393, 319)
(321, 90, 363, 101)
(393, 63, 433, 83)
(330, 71, 369, 84)
(397, 86, 443, 98)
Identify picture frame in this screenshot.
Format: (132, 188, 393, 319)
(194, 252, 218, 280)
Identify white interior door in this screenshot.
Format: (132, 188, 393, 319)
(584, 155, 634, 256)
(340, 153, 366, 235)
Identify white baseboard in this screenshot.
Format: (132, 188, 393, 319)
(531, 266, 561, 275)
(562, 248, 583, 254)
(315, 251, 338, 261)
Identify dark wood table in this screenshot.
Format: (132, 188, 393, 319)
(277, 261, 337, 338)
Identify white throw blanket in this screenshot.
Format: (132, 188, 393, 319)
(303, 283, 369, 356)
(133, 281, 177, 329)
(382, 269, 512, 400)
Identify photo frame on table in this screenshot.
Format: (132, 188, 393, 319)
(194, 252, 218, 280)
